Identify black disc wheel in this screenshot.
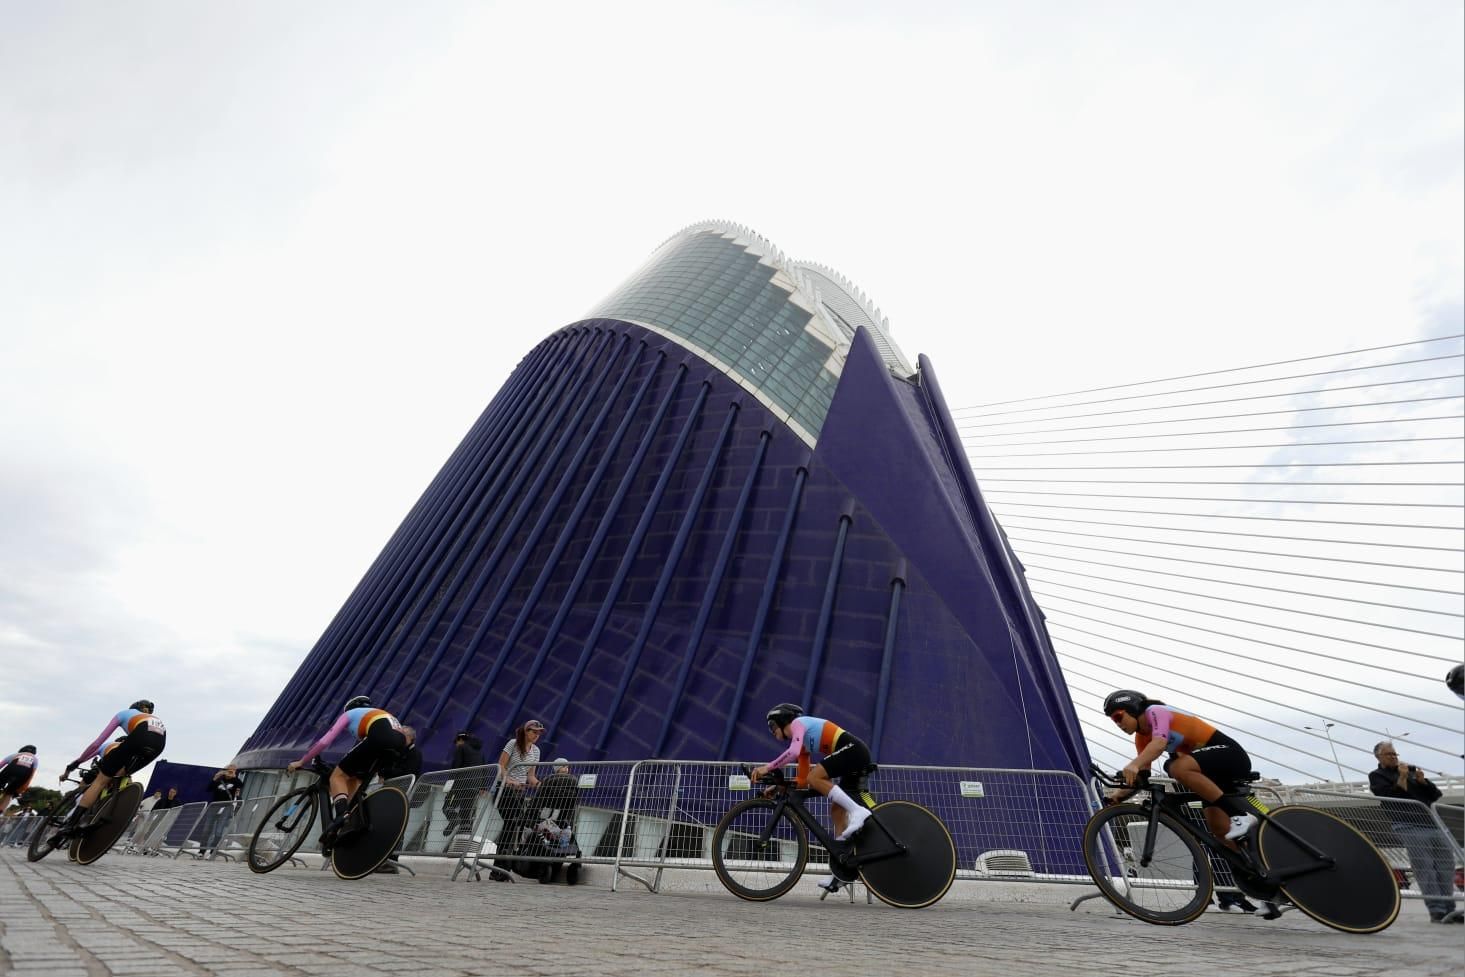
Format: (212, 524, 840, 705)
(26, 810, 69, 863)
(248, 788, 318, 874)
(331, 788, 408, 880)
(1082, 805, 1213, 925)
(853, 801, 957, 909)
(711, 797, 809, 901)
(1257, 806, 1399, 934)
(75, 783, 143, 865)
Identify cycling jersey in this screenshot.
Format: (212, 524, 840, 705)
(297, 707, 402, 764)
(1135, 704, 1217, 758)
(765, 716, 851, 785)
(73, 708, 168, 768)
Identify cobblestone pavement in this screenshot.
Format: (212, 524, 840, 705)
(1, 851, 1460, 977)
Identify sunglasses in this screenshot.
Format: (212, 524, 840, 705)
(1109, 711, 1129, 725)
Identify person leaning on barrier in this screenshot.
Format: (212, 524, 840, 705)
(199, 764, 244, 857)
(1368, 741, 1461, 924)
(442, 730, 487, 838)
(490, 719, 544, 881)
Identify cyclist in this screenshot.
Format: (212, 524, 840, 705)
(1103, 690, 1257, 843)
(0, 745, 39, 813)
(57, 700, 166, 838)
(752, 702, 873, 891)
(285, 695, 414, 839)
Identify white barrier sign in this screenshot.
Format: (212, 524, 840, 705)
(728, 775, 752, 791)
(960, 781, 985, 798)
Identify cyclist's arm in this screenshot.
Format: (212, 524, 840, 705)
(295, 713, 351, 765)
(756, 718, 807, 777)
(71, 717, 121, 769)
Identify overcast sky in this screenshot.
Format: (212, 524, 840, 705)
(2, 2, 1461, 789)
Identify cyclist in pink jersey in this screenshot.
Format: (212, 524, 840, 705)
(753, 703, 874, 893)
(287, 695, 415, 837)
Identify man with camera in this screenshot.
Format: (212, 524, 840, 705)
(1369, 741, 1460, 923)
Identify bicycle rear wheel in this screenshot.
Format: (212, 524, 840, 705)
(711, 798, 809, 901)
(1082, 805, 1213, 925)
(75, 783, 143, 865)
(854, 801, 957, 909)
(248, 788, 318, 874)
(331, 788, 408, 880)
(1256, 805, 1399, 934)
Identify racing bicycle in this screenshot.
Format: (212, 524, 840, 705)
(27, 764, 143, 866)
(247, 757, 408, 880)
(711, 765, 957, 909)
(1082, 765, 1399, 933)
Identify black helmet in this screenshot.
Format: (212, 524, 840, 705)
(1448, 664, 1464, 700)
(18, 745, 36, 754)
(1103, 690, 1147, 719)
(765, 703, 804, 730)
(130, 699, 154, 713)
(344, 695, 372, 711)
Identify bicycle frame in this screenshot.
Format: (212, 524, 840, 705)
(755, 776, 906, 873)
(1126, 777, 1335, 889)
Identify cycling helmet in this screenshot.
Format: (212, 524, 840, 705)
(130, 699, 154, 713)
(765, 703, 804, 730)
(18, 745, 36, 754)
(1448, 664, 1464, 700)
(1103, 690, 1147, 718)
(344, 695, 372, 711)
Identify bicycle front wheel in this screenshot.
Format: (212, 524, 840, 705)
(248, 788, 318, 874)
(26, 808, 69, 863)
(76, 783, 143, 865)
(711, 798, 809, 901)
(855, 801, 957, 909)
(1082, 805, 1213, 925)
(1257, 805, 1399, 934)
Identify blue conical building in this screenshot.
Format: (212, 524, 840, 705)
(238, 222, 1088, 776)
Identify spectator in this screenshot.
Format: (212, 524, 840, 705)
(442, 730, 487, 838)
(154, 787, 181, 809)
(199, 765, 244, 858)
(137, 790, 161, 815)
(490, 719, 544, 881)
(527, 757, 582, 885)
(1368, 741, 1461, 923)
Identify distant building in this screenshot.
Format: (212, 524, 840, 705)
(238, 222, 1088, 775)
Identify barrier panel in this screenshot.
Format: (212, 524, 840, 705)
(398, 761, 645, 884)
(606, 761, 1098, 893)
(216, 792, 291, 863)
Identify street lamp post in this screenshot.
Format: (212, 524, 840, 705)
(1304, 722, 1346, 784)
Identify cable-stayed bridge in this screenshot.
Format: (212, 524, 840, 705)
(955, 333, 1464, 788)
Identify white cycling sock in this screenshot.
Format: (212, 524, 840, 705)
(827, 786, 861, 815)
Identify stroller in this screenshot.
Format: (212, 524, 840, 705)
(511, 771, 582, 884)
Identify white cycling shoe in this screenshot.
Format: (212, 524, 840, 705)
(835, 807, 871, 841)
(1224, 813, 1257, 841)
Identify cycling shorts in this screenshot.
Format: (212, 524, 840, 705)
(1166, 730, 1251, 793)
(338, 718, 407, 779)
(818, 732, 873, 792)
(99, 725, 167, 777)
(0, 765, 34, 795)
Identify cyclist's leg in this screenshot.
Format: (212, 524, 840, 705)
(1171, 739, 1254, 842)
(819, 735, 873, 841)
